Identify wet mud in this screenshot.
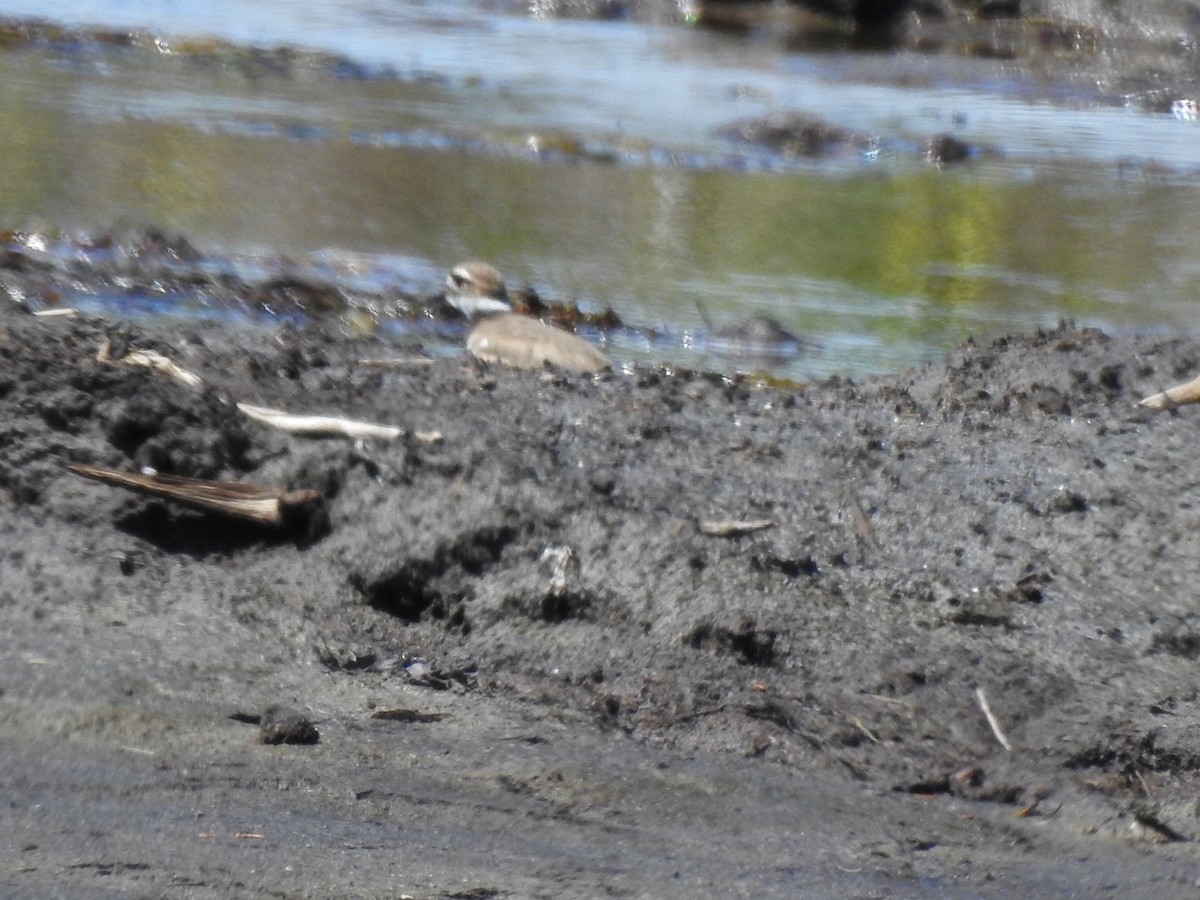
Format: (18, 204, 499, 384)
(5, 257, 1200, 896)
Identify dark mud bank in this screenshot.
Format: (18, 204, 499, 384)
(4, 294, 1200, 896)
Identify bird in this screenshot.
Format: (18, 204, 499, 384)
(445, 261, 611, 374)
(710, 313, 806, 367)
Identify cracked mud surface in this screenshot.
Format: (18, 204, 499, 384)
(4, 289, 1200, 896)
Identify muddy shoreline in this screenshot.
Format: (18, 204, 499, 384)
(4, 270, 1200, 896)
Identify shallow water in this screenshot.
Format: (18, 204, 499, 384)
(2, 0, 1200, 378)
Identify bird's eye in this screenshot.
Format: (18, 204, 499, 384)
(451, 271, 468, 287)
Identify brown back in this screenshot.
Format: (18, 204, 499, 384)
(467, 314, 610, 374)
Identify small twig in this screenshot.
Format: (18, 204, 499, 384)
(698, 518, 775, 537)
(860, 692, 915, 708)
(359, 357, 437, 368)
(975, 686, 1013, 752)
(1134, 770, 1153, 797)
(98, 342, 203, 387)
(237, 403, 404, 441)
(671, 704, 729, 725)
(850, 496, 880, 552)
(850, 716, 880, 744)
(369, 708, 448, 724)
(1132, 807, 1190, 843)
(32, 307, 78, 318)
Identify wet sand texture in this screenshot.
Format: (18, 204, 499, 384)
(5, 295, 1200, 896)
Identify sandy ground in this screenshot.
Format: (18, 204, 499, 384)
(4, 248, 1200, 897)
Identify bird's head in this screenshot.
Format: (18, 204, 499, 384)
(445, 261, 513, 318)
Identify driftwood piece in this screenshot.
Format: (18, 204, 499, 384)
(1139, 374, 1200, 410)
(66, 462, 324, 531)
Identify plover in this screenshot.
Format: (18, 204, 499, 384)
(445, 261, 611, 374)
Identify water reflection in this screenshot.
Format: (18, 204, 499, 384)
(0, 3, 1198, 379)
